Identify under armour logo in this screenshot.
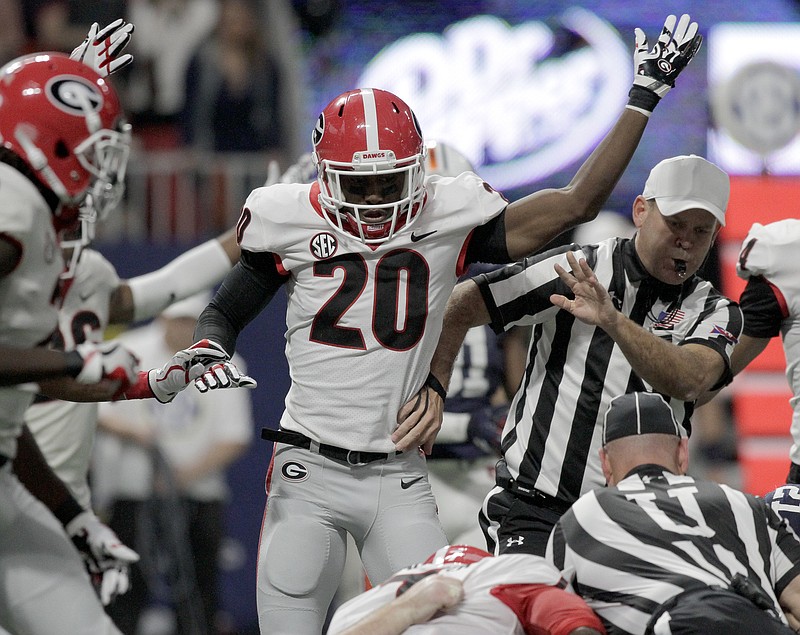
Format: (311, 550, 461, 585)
(506, 536, 525, 548)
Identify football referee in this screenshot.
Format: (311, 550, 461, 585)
(412, 154, 743, 556)
(547, 392, 800, 635)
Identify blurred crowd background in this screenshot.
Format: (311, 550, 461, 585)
(10, 0, 800, 632)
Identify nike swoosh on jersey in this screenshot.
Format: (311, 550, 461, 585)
(401, 476, 424, 489)
(410, 230, 438, 242)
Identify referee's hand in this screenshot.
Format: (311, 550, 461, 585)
(550, 251, 617, 327)
(394, 383, 444, 454)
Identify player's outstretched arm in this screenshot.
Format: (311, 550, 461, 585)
(120, 339, 233, 403)
(109, 153, 316, 324)
(110, 227, 239, 325)
(503, 14, 703, 261)
(331, 575, 463, 635)
(3, 340, 139, 403)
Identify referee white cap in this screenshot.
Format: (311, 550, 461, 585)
(642, 155, 730, 226)
(602, 392, 681, 445)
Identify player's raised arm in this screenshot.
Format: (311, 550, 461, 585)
(503, 14, 703, 261)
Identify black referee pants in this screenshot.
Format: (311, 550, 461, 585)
(480, 487, 568, 556)
(646, 587, 794, 635)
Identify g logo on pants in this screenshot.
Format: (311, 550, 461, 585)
(281, 461, 309, 482)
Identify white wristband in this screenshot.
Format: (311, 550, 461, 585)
(128, 239, 232, 322)
(625, 104, 652, 118)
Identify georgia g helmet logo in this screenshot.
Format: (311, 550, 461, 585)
(45, 75, 103, 116)
(312, 112, 325, 146)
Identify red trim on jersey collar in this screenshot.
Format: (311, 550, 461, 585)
(309, 181, 324, 218)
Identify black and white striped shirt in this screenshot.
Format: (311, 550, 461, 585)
(547, 465, 800, 635)
(476, 237, 742, 503)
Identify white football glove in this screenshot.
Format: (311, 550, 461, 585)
(74, 341, 140, 388)
(65, 510, 140, 606)
(632, 14, 702, 99)
(194, 358, 257, 393)
(70, 18, 135, 77)
(147, 339, 231, 403)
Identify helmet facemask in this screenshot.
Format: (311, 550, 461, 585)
(317, 152, 426, 244)
(57, 121, 130, 279)
(74, 121, 131, 222)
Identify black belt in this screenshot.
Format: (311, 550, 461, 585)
(495, 459, 572, 515)
(261, 428, 399, 466)
(0, 454, 8, 468)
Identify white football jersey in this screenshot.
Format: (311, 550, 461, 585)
(239, 173, 507, 452)
(327, 553, 563, 635)
(24, 249, 119, 507)
(0, 164, 64, 459)
(738, 219, 800, 462)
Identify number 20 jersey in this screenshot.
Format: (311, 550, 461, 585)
(238, 173, 507, 453)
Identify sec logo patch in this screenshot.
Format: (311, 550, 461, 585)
(280, 460, 309, 482)
(310, 232, 338, 259)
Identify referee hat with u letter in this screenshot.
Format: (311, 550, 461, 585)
(602, 392, 681, 445)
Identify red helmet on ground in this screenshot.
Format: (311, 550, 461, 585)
(424, 544, 492, 566)
(0, 52, 131, 224)
(311, 87, 426, 244)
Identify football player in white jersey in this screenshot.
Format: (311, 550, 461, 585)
(327, 544, 604, 635)
(328, 141, 526, 618)
(0, 25, 229, 634)
(728, 220, 800, 483)
(178, 16, 702, 634)
(0, 46, 141, 635)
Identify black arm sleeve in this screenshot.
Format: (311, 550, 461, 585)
(464, 211, 511, 265)
(194, 249, 288, 355)
(740, 275, 784, 339)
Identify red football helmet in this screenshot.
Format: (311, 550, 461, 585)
(312, 88, 426, 244)
(0, 53, 130, 239)
(424, 544, 492, 566)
